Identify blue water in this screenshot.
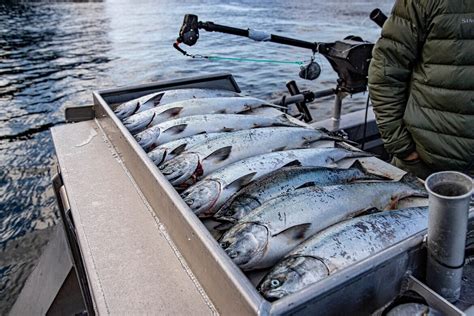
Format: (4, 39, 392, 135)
(0, 0, 393, 312)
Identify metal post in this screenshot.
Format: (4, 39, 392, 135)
(332, 91, 346, 129)
(425, 171, 473, 302)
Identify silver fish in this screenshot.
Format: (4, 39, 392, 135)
(159, 127, 340, 188)
(214, 160, 385, 227)
(219, 177, 426, 271)
(135, 113, 300, 151)
(182, 149, 372, 218)
(147, 132, 227, 166)
(257, 207, 428, 301)
(123, 97, 279, 135)
(114, 88, 240, 120)
(385, 303, 442, 316)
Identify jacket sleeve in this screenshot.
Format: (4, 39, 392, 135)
(368, 0, 428, 158)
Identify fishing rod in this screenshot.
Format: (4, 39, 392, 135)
(173, 10, 387, 123)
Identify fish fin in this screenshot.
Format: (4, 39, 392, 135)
(224, 172, 257, 190)
(203, 146, 232, 162)
(214, 222, 234, 231)
(400, 173, 427, 192)
(145, 113, 157, 128)
(387, 190, 428, 210)
(159, 107, 183, 119)
(349, 160, 391, 180)
(221, 127, 235, 132)
(273, 223, 311, 240)
(163, 124, 187, 135)
(274, 114, 300, 127)
(169, 143, 187, 156)
(295, 181, 317, 190)
(353, 207, 381, 217)
(131, 101, 140, 115)
(334, 142, 373, 158)
(271, 146, 287, 152)
(282, 160, 302, 168)
(150, 93, 164, 107)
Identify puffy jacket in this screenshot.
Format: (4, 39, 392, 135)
(368, 0, 474, 173)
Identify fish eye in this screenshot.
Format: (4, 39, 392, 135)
(220, 241, 230, 249)
(270, 279, 280, 288)
(185, 198, 194, 205)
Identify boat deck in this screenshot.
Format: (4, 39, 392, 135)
(49, 119, 215, 314)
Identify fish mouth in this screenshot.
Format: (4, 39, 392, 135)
(135, 129, 159, 152)
(261, 289, 287, 302)
(159, 153, 200, 186)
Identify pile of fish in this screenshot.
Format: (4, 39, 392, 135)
(115, 88, 429, 301)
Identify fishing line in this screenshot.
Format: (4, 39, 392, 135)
(191, 54, 304, 65)
(174, 41, 306, 65)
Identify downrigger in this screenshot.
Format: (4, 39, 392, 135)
(173, 11, 387, 123)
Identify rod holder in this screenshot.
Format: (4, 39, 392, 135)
(425, 171, 473, 302)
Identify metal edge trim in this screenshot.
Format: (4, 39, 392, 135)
(91, 90, 269, 315)
(97, 73, 241, 98)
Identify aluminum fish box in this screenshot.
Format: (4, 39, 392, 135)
(25, 73, 472, 315)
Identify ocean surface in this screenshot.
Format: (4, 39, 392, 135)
(0, 0, 393, 312)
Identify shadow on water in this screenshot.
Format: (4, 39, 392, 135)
(0, 0, 394, 313)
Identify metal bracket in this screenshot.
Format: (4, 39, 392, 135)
(52, 170, 96, 315)
(406, 275, 465, 316)
(65, 105, 95, 123)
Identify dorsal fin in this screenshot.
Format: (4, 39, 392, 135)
(349, 160, 366, 173)
(159, 106, 183, 119)
(225, 172, 257, 190)
(221, 127, 235, 132)
(272, 223, 311, 240)
(274, 114, 300, 127)
(349, 160, 391, 180)
(169, 143, 187, 156)
(271, 146, 287, 152)
(353, 207, 381, 217)
(149, 93, 164, 107)
(203, 146, 232, 162)
(163, 124, 187, 135)
(295, 181, 317, 190)
(281, 160, 302, 168)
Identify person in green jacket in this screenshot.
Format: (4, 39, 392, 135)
(368, 0, 474, 179)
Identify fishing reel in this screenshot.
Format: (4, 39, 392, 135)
(177, 14, 200, 46)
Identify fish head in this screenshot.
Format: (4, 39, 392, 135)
(159, 153, 200, 186)
(258, 255, 329, 301)
(219, 222, 268, 269)
(215, 195, 261, 223)
(181, 179, 221, 217)
(148, 148, 167, 166)
(123, 114, 153, 135)
(114, 100, 140, 119)
(135, 129, 158, 151)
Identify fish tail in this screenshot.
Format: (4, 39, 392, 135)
(400, 173, 427, 195)
(349, 160, 390, 180)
